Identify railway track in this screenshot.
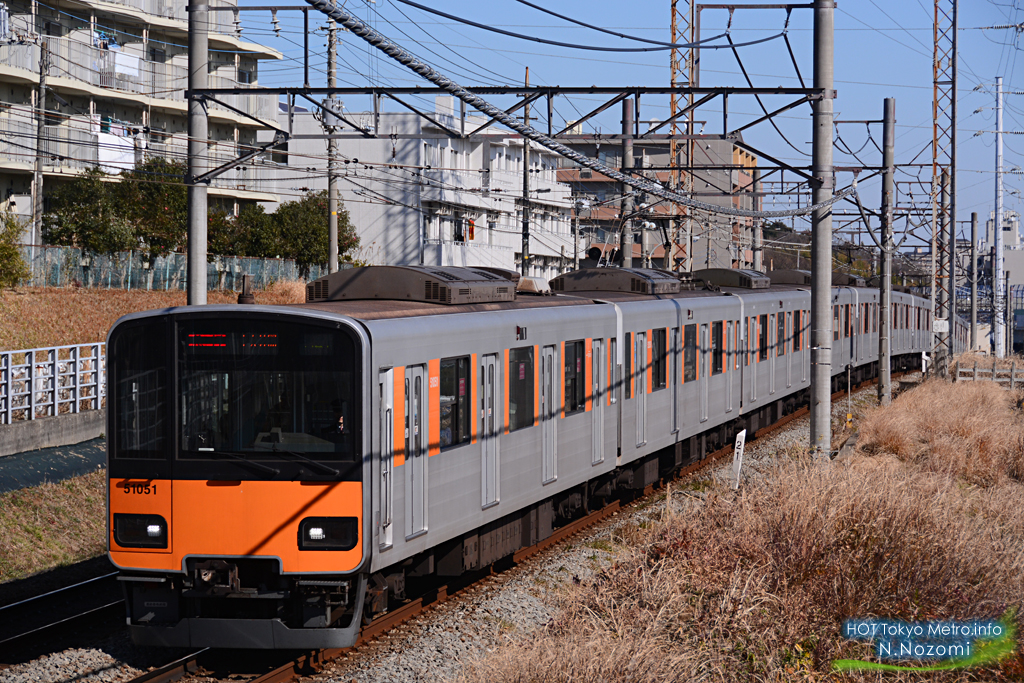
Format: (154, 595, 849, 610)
(0, 571, 124, 663)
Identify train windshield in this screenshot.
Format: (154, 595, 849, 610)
(177, 318, 360, 463)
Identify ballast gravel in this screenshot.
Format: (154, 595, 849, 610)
(1, 378, 912, 683)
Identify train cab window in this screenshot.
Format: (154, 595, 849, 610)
(759, 314, 769, 362)
(564, 340, 586, 414)
(508, 346, 535, 432)
(111, 320, 168, 462)
(683, 324, 697, 381)
(439, 356, 471, 450)
(625, 333, 633, 398)
(652, 329, 667, 389)
(711, 322, 723, 375)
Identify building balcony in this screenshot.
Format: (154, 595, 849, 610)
(0, 37, 275, 126)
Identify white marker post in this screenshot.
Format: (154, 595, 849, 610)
(732, 429, 747, 490)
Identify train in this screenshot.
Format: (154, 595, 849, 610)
(106, 265, 967, 648)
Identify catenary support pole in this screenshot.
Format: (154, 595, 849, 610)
(878, 97, 894, 405)
(32, 40, 47, 267)
(809, 0, 834, 453)
(187, 0, 209, 305)
(971, 211, 978, 350)
(620, 98, 633, 269)
(995, 76, 1005, 357)
(938, 169, 950, 372)
(327, 19, 339, 274)
(521, 67, 531, 277)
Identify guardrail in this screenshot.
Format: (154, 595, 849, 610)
(0, 344, 105, 424)
(955, 360, 1024, 388)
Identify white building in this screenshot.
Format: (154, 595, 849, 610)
(0, 0, 282, 240)
(259, 96, 576, 280)
(985, 209, 1021, 250)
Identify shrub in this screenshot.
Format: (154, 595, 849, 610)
(0, 212, 29, 288)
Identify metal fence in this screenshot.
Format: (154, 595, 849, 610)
(0, 344, 105, 424)
(19, 245, 324, 291)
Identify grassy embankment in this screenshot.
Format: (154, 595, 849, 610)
(0, 283, 306, 583)
(0, 281, 306, 350)
(459, 379, 1024, 682)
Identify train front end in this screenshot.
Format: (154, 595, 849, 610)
(106, 307, 370, 649)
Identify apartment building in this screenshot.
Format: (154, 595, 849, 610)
(259, 96, 576, 279)
(556, 135, 760, 271)
(0, 0, 282, 241)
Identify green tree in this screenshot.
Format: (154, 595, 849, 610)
(115, 157, 187, 256)
(0, 213, 30, 288)
(275, 191, 357, 276)
(43, 168, 134, 254)
(206, 210, 238, 258)
(236, 204, 281, 258)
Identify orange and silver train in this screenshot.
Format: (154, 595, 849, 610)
(108, 266, 965, 648)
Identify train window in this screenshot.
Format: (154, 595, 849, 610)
(734, 322, 741, 370)
(759, 314, 769, 362)
(625, 333, 633, 398)
(683, 324, 697, 381)
(439, 356, 471, 450)
(793, 310, 801, 353)
(652, 329, 668, 389)
(711, 322, 723, 375)
(508, 346, 535, 432)
(833, 306, 840, 341)
(746, 318, 753, 366)
(111, 320, 168, 461)
(777, 313, 786, 357)
(564, 340, 586, 414)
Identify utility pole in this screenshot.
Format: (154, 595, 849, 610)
(32, 39, 48, 263)
(970, 211, 978, 350)
(1006, 270, 1012, 353)
(878, 97, 895, 405)
(620, 98, 633, 269)
(809, 0, 835, 453)
(327, 19, 339, 274)
(187, 0, 209, 305)
(752, 221, 762, 271)
(995, 75, 1005, 357)
(572, 202, 579, 270)
(520, 67, 531, 277)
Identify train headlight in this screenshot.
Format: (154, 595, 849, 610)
(114, 514, 168, 548)
(298, 517, 358, 551)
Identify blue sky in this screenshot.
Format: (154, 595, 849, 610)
(240, 0, 1023, 246)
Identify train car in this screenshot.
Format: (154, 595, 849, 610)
(107, 265, 955, 649)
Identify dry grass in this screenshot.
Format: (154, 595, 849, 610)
(953, 352, 1024, 371)
(458, 383, 1024, 682)
(857, 379, 1024, 486)
(0, 281, 306, 350)
(0, 470, 107, 583)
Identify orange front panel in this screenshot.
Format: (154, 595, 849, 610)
(504, 348, 510, 434)
(470, 354, 478, 444)
(110, 478, 173, 554)
(585, 337, 593, 411)
(110, 480, 364, 574)
(560, 341, 566, 418)
(428, 359, 440, 457)
(394, 366, 405, 467)
(646, 330, 653, 395)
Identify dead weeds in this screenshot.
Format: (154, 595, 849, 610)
(0, 281, 306, 350)
(0, 469, 107, 583)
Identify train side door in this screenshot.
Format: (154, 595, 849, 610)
(671, 327, 680, 432)
(541, 345, 557, 484)
(480, 354, 499, 508)
(699, 324, 709, 422)
(378, 369, 394, 549)
(592, 339, 605, 465)
(405, 365, 428, 539)
(635, 332, 647, 446)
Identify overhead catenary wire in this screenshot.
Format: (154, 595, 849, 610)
(301, 0, 852, 220)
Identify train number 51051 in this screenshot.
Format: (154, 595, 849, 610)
(123, 482, 156, 494)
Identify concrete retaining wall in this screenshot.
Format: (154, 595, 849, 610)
(0, 410, 106, 458)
